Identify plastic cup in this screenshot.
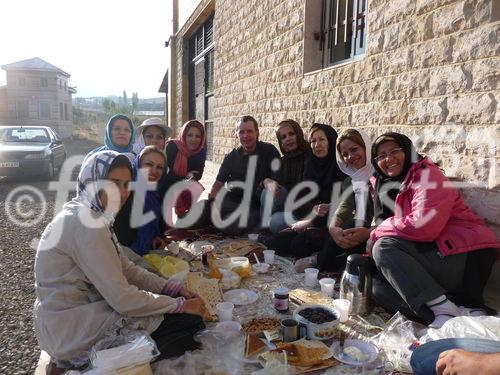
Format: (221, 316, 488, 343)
(216, 302, 234, 322)
(319, 277, 335, 297)
(304, 268, 319, 287)
(263, 250, 275, 264)
(248, 233, 259, 241)
(333, 298, 351, 322)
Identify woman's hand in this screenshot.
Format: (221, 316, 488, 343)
(152, 236, 167, 250)
(313, 203, 329, 217)
(181, 297, 207, 317)
(179, 286, 198, 299)
(343, 227, 372, 245)
(330, 226, 357, 249)
(291, 219, 313, 233)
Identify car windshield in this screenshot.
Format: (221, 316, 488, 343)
(0, 128, 50, 143)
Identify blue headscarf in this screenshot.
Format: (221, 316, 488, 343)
(129, 153, 164, 255)
(103, 114, 135, 153)
(84, 115, 136, 162)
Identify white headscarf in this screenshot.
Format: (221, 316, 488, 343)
(335, 129, 374, 226)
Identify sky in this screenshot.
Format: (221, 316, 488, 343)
(0, 0, 199, 99)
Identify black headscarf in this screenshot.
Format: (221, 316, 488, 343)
(303, 123, 346, 203)
(371, 132, 422, 222)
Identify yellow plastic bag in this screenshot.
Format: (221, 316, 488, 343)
(143, 254, 189, 278)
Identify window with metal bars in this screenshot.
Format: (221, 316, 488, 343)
(320, 0, 366, 66)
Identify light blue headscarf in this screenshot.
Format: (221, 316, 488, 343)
(76, 150, 131, 214)
(84, 115, 136, 162)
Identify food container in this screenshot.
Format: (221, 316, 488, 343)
(229, 256, 252, 278)
(220, 269, 241, 290)
(293, 304, 339, 340)
(253, 262, 270, 274)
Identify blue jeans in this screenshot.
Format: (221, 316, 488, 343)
(260, 186, 288, 229)
(410, 338, 500, 375)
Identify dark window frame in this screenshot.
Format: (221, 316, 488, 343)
(320, 0, 366, 67)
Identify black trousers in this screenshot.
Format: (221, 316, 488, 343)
(150, 313, 205, 361)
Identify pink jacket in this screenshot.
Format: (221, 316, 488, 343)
(370, 157, 499, 257)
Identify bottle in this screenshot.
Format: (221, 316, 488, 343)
(273, 287, 289, 313)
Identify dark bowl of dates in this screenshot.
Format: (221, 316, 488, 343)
(293, 304, 339, 340)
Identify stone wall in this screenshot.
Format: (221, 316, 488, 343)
(172, 0, 500, 227)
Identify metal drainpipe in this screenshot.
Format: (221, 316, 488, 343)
(168, 0, 179, 137)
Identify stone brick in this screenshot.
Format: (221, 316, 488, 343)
(428, 64, 470, 96)
(431, 2, 466, 37)
(452, 23, 500, 62)
(446, 93, 497, 125)
(471, 58, 500, 91)
(366, 29, 385, 55)
(416, 0, 456, 15)
(408, 98, 448, 124)
(382, 47, 414, 75)
(351, 102, 380, 126)
(379, 100, 409, 124)
(382, 0, 416, 26)
(463, 0, 496, 28)
(412, 35, 455, 69)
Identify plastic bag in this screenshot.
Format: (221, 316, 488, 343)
(90, 330, 159, 374)
(420, 315, 500, 344)
(152, 326, 245, 375)
(370, 312, 425, 373)
(143, 254, 189, 278)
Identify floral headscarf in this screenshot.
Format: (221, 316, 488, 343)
(76, 150, 131, 214)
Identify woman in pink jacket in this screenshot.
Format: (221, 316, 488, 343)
(369, 132, 499, 328)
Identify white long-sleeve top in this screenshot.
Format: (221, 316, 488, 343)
(34, 200, 181, 361)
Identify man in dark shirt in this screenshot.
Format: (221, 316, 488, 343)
(209, 115, 280, 234)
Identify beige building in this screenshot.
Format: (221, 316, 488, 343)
(166, 0, 500, 229)
(0, 57, 76, 138)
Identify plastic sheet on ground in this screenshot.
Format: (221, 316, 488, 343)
(420, 315, 500, 343)
(152, 326, 245, 375)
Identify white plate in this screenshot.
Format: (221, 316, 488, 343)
(223, 289, 259, 305)
(331, 339, 379, 366)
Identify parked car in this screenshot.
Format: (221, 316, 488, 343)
(0, 125, 66, 179)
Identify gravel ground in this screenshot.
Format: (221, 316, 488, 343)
(0, 138, 99, 374)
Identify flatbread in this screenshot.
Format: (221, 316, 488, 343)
(275, 339, 331, 367)
(186, 272, 223, 318)
(245, 334, 267, 358)
(217, 239, 265, 258)
(289, 288, 335, 306)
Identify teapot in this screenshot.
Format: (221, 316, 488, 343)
(339, 254, 372, 316)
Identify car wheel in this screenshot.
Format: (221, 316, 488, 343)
(44, 160, 55, 181)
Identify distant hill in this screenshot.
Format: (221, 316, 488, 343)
(74, 96, 165, 112)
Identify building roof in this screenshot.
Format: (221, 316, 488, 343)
(158, 69, 169, 93)
(1, 57, 70, 77)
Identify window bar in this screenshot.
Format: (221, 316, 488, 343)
(334, 0, 340, 45)
(344, 0, 349, 43)
(320, 0, 326, 51)
(352, 0, 358, 54)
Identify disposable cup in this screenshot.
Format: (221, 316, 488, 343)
(304, 268, 319, 287)
(319, 277, 335, 297)
(333, 299, 350, 322)
(248, 233, 259, 241)
(263, 250, 275, 264)
(216, 302, 234, 322)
